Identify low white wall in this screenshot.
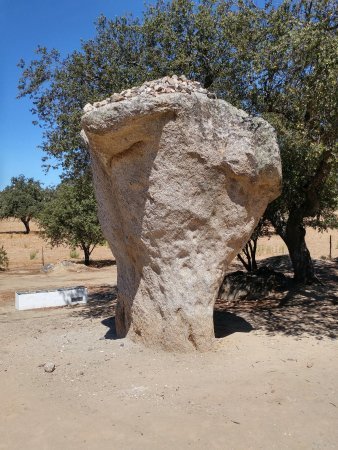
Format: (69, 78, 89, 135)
(15, 286, 88, 311)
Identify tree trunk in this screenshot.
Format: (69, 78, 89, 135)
(267, 147, 334, 285)
(83, 246, 90, 266)
(249, 239, 258, 272)
(284, 218, 315, 284)
(21, 218, 30, 234)
(237, 238, 258, 272)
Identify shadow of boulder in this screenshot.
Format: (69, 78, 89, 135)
(101, 317, 118, 340)
(214, 310, 253, 338)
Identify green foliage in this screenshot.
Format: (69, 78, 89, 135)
(18, 0, 338, 281)
(17, 17, 147, 178)
(242, 0, 338, 234)
(0, 175, 48, 233)
(17, 1, 337, 214)
(241, 0, 337, 281)
(0, 245, 9, 271)
(17, 1, 243, 175)
(70, 248, 80, 259)
(38, 177, 105, 265)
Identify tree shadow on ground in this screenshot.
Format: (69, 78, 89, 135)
(216, 257, 338, 339)
(72, 256, 337, 341)
(74, 259, 116, 268)
(259, 254, 293, 273)
(71, 285, 119, 339)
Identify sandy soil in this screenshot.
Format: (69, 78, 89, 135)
(0, 219, 337, 449)
(1, 283, 337, 450)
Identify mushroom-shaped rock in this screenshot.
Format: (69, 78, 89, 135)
(81, 77, 282, 352)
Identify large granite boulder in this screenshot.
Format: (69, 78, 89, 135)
(81, 76, 281, 351)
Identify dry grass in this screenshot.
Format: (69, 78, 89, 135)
(256, 227, 338, 260)
(0, 219, 113, 269)
(1, 218, 337, 270)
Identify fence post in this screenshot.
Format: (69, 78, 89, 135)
(329, 235, 332, 260)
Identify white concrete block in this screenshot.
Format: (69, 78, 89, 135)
(15, 286, 88, 310)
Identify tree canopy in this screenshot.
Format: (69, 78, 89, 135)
(38, 177, 105, 265)
(18, 0, 338, 282)
(0, 175, 47, 233)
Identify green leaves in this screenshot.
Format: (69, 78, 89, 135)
(38, 177, 105, 264)
(17, 0, 337, 247)
(0, 175, 46, 229)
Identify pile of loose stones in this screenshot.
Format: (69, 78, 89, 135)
(83, 75, 216, 113)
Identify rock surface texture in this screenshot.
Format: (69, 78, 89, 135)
(81, 75, 282, 351)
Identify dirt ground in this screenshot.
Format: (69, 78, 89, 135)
(0, 219, 337, 449)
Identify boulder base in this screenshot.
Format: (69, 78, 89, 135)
(82, 76, 281, 351)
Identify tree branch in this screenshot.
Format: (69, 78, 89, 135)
(302, 148, 334, 217)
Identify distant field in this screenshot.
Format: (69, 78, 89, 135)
(0, 218, 337, 270)
(0, 219, 113, 270)
(256, 227, 337, 261)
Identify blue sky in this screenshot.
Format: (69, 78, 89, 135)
(0, 0, 281, 190)
(0, 0, 151, 189)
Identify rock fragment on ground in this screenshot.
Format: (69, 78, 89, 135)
(44, 362, 55, 373)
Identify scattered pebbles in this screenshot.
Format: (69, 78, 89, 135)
(83, 75, 214, 112)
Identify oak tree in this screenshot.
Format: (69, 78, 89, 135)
(18, 0, 338, 282)
(0, 175, 46, 233)
(38, 177, 105, 265)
